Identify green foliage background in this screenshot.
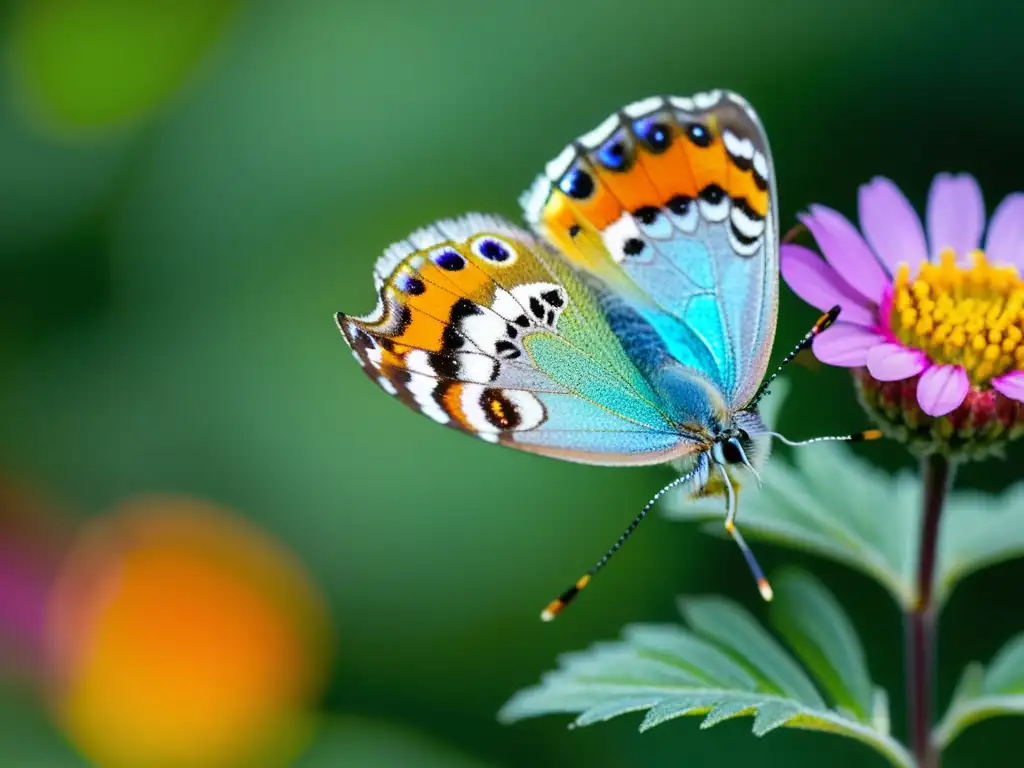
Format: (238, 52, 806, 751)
(1, 1, 1022, 765)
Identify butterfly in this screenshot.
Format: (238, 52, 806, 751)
(336, 89, 878, 619)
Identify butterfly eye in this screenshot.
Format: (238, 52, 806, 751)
(633, 118, 672, 153)
(558, 167, 594, 200)
(472, 236, 515, 264)
(722, 437, 746, 464)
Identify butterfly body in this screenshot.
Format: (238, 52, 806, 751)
(337, 89, 809, 610)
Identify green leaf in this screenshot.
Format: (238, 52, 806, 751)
(622, 625, 757, 690)
(663, 379, 1024, 610)
(769, 568, 874, 720)
(679, 595, 824, 708)
(935, 633, 1024, 749)
(500, 593, 911, 768)
(936, 486, 1024, 605)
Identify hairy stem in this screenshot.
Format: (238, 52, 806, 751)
(906, 453, 951, 768)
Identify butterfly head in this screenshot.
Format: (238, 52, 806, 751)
(709, 407, 771, 479)
(710, 429, 753, 467)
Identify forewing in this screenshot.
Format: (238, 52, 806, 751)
(521, 90, 779, 408)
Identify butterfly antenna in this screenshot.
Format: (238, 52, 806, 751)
(540, 466, 700, 622)
(718, 465, 773, 601)
(768, 429, 884, 446)
(749, 305, 841, 408)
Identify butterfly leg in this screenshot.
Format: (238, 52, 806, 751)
(718, 465, 774, 601)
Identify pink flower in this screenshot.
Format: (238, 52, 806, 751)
(782, 173, 1024, 422)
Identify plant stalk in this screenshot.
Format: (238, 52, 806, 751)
(906, 452, 951, 768)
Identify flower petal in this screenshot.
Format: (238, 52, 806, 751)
(926, 173, 984, 261)
(858, 177, 928, 275)
(985, 192, 1024, 269)
(811, 323, 884, 367)
(780, 244, 876, 326)
(916, 364, 970, 417)
(992, 370, 1024, 403)
(801, 205, 889, 304)
(865, 343, 930, 382)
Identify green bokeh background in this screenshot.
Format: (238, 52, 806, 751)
(1, 1, 1022, 765)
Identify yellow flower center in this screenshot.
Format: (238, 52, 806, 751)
(891, 249, 1024, 386)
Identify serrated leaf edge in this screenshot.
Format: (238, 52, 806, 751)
(504, 684, 912, 768)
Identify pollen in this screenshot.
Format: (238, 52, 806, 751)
(890, 249, 1024, 386)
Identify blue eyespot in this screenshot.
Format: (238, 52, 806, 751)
(432, 249, 465, 271)
(686, 123, 712, 147)
(478, 238, 510, 262)
(558, 168, 594, 199)
(396, 273, 425, 294)
(597, 138, 630, 171)
(633, 118, 672, 152)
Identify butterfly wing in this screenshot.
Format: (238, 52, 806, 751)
(521, 90, 779, 409)
(337, 214, 707, 466)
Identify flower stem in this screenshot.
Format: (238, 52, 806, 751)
(906, 452, 951, 768)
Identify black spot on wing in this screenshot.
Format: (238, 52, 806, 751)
(667, 195, 693, 215)
(623, 238, 645, 256)
(634, 206, 660, 225)
(529, 296, 545, 320)
(729, 153, 752, 173)
(731, 196, 764, 222)
(429, 351, 460, 379)
(443, 298, 482, 351)
(494, 340, 520, 359)
(541, 289, 564, 308)
(699, 184, 725, 205)
(729, 224, 759, 247)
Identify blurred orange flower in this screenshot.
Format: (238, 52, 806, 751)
(46, 496, 332, 768)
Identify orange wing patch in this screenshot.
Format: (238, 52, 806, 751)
(523, 91, 774, 266)
(677, 122, 728, 197)
(635, 127, 699, 202)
